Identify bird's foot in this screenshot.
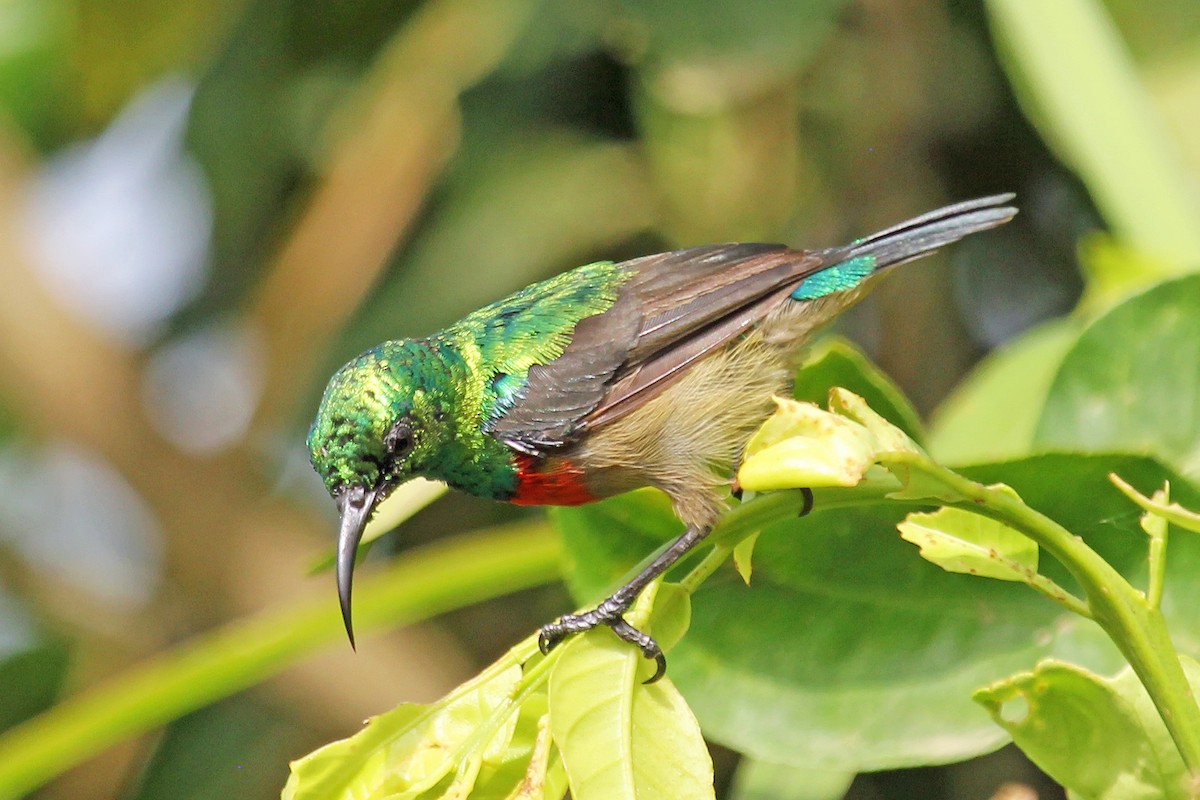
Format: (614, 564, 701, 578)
(538, 594, 667, 684)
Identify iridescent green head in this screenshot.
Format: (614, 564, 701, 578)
(307, 339, 445, 646)
(310, 345, 419, 496)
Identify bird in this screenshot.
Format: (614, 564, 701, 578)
(308, 194, 1016, 681)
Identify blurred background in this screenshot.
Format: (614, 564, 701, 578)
(0, 0, 1197, 798)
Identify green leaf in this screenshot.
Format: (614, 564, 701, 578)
(0, 525, 561, 800)
(552, 453, 1200, 771)
(645, 582, 693, 656)
(0, 637, 68, 732)
(795, 337, 925, 446)
(738, 397, 880, 491)
(496, 712, 565, 800)
(282, 664, 524, 800)
(127, 700, 298, 800)
(1035, 274, 1200, 477)
(548, 631, 714, 800)
(733, 532, 760, 585)
(974, 659, 1197, 799)
(467, 699, 562, 800)
(987, 0, 1200, 273)
(898, 500, 1038, 582)
(434, 690, 542, 800)
(828, 388, 920, 455)
(729, 759, 855, 800)
(1108, 657, 1200, 799)
(1111, 473, 1200, 534)
(928, 318, 1079, 464)
(1076, 231, 1178, 316)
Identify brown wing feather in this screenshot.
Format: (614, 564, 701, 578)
(491, 244, 825, 453)
(620, 244, 809, 357)
(585, 284, 800, 429)
(491, 194, 1018, 455)
(486, 296, 641, 453)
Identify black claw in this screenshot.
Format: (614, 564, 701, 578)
(608, 618, 666, 683)
(538, 611, 667, 681)
(647, 652, 668, 684)
(799, 487, 814, 517)
(539, 618, 573, 655)
(536, 524, 708, 684)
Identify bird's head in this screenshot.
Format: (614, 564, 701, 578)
(307, 341, 442, 646)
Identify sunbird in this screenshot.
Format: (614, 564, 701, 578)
(309, 194, 1016, 680)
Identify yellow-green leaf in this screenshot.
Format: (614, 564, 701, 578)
(974, 659, 1195, 799)
(644, 582, 692, 656)
(548, 630, 714, 800)
(898, 501, 1036, 582)
(733, 532, 761, 585)
(282, 664, 521, 799)
(502, 713, 560, 800)
(738, 397, 878, 491)
(827, 387, 920, 455)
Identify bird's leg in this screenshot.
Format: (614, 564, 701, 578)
(539, 523, 710, 683)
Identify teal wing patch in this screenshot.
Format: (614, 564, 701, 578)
(790, 254, 876, 300)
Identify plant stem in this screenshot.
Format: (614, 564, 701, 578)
(918, 459, 1200, 772)
(1148, 526, 1168, 611)
(1146, 485, 1169, 611)
(680, 544, 734, 594)
(605, 458, 1200, 770)
(1023, 572, 1093, 619)
(714, 477, 896, 546)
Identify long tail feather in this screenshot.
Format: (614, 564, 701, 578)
(844, 193, 1017, 270)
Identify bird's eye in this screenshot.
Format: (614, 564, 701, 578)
(385, 419, 415, 458)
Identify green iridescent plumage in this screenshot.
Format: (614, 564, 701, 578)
(444, 259, 630, 423)
(308, 259, 629, 500)
(307, 194, 1017, 668)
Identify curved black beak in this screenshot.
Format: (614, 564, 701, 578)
(336, 484, 379, 649)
